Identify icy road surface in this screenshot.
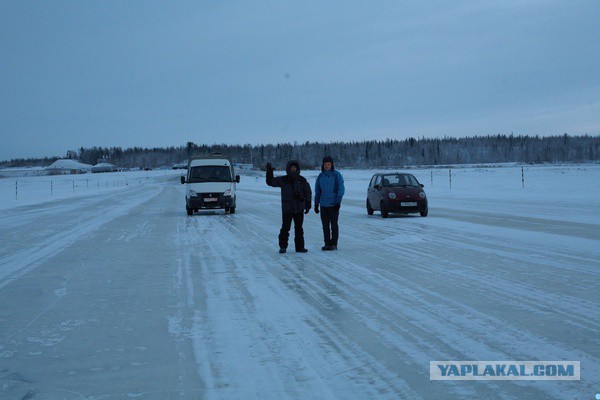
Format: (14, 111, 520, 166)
(1, 167, 599, 399)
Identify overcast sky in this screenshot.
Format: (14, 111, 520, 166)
(1, 1, 599, 161)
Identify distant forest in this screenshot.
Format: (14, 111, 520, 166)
(2, 134, 599, 169)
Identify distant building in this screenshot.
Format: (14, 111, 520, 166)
(91, 163, 117, 173)
(45, 159, 92, 175)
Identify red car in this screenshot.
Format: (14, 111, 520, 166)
(366, 173, 428, 217)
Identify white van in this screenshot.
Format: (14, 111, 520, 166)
(180, 155, 240, 215)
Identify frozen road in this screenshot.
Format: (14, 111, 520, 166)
(1, 170, 599, 399)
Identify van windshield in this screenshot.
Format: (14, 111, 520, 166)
(189, 166, 232, 183)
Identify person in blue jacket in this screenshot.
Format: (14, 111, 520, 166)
(314, 156, 345, 251)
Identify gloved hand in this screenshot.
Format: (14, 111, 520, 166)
(304, 208, 310, 214)
(314, 205, 319, 214)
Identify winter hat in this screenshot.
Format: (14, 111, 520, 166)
(286, 160, 301, 178)
(321, 156, 335, 172)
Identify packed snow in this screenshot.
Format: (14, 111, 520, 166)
(0, 164, 598, 399)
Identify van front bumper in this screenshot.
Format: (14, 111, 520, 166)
(187, 195, 234, 210)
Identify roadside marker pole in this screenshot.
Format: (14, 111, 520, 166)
(15, 180, 18, 200)
(449, 168, 452, 190)
(73, 180, 75, 192)
(521, 166, 525, 189)
(431, 170, 433, 187)
(51, 181, 53, 196)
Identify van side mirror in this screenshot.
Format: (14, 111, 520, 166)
(374, 184, 380, 190)
(420, 184, 424, 188)
(180, 176, 186, 185)
(235, 175, 240, 183)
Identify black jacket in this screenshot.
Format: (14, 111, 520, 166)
(266, 160, 312, 214)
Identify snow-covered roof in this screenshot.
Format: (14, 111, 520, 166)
(91, 163, 117, 173)
(46, 159, 92, 170)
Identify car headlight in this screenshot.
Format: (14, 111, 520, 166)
(419, 191, 426, 199)
(388, 192, 396, 200)
(223, 189, 232, 197)
(189, 190, 197, 197)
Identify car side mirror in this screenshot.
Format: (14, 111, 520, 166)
(235, 175, 240, 183)
(374, 184, 380, 190)
(180, 176, 186, 185)
(420, 184, 424, 188)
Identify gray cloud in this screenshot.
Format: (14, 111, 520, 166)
(1, 0, 598, 160)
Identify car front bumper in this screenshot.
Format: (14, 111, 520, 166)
(384, 198, 428, 213)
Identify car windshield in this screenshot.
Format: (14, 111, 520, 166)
(189, 166, 232, 182)
(382, 174, 419, 187)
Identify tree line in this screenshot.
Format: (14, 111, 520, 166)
(1, 134, 598, 169)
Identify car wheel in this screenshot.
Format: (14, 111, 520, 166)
(186, 207, 193, 216)
(380, 201, 389, 218)
(229, 206, 236, 214)
(366, 199, 374, 215)
(420, 208, 428, 217)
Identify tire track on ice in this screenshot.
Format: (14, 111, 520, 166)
(341, 209, 600, 340)
(182, 195, 422, 399)
(237, 186, 598, 399)
(0, 185, 163, 289)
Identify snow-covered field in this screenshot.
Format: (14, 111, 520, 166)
(1, 164, 598, 399)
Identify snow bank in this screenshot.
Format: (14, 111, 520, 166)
(0, 169, 182, 211)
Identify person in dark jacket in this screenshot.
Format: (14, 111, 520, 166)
(266, 160, 312, 253)
(314, 156, 345, 251)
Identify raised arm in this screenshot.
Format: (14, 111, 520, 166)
(266, 163, 282, 187)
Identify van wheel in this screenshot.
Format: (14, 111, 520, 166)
(366, 199, 374, 215)
(229, 206, 236, 214)
(380, 201, 389, 218)
(420, 208, 428, 217)
(186, 207, 193, 216)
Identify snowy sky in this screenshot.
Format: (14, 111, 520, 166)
(1, 0, 599, 161)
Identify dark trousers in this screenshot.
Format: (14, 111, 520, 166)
(279, 212, 305, 250)
(320, 206, 339, 246)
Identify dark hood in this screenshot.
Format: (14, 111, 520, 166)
(286, 160, 301, 179)
(321, 156, 335, 172)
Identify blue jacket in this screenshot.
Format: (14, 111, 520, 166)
(315, 170, 345, 207)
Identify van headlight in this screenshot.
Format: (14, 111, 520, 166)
(388, 192, 396, 199)
(223, 189, 232, 197)
(419, 191, 426, 199)
(189, 190, 197, 197)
